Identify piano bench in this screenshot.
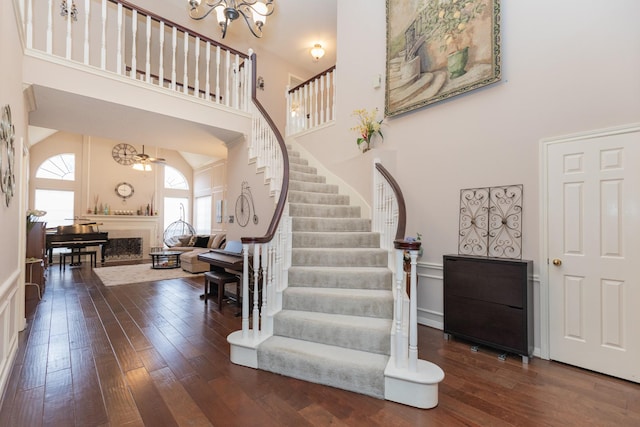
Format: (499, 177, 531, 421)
(202, 271, 240, 311)
(60, 250, 97, 270)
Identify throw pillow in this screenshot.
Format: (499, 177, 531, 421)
(187, 235, 197, 246)
(177, 236, 192, 247)
(211, 233, 226, 249)
(194, 235, 210, 248)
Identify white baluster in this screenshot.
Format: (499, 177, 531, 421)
(83, 0, 89, 64)
(116, 3, 122, 74)
(130, 10, 137, 78)
(409, 249, 419, 371)
(313, 78, 319, 126)
(395, 248, 404, 367)
(215, 45, 221, 104)
(65, 0, 72, 59)
(319, 74, 325, 124)
(158, 22, 165, 87)
(252, 243, 261, 339)
(171, 27, 177, 90)
(233, 54, 240, 109)
(26, 0, 33, 49)
(145, 15, 151, 83)
(242, 243, 250, 338)
(194, 36, 200, 97)
(100, 0, 107, 69)
(205, 41, 211, 100)
(224, 49, 230, 107)
(326, 72, 332, 121)
(46, 0, 52, 54)
(183, 32, 189, 94)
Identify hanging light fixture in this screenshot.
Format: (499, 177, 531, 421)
(187, 0, 275, 39)
(310, 43, 325, 62)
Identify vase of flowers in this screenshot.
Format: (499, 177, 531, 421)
(351, 108, 384, 153)
(26, 209, 46, 234)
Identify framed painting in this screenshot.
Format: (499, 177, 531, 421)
(385, 0, 501, 116)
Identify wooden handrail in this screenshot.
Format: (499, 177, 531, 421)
(241, 53, 290, 245)
(110, 0, 248, 59)
(375, 163, 415, 250)
(288, 66, 336, 94)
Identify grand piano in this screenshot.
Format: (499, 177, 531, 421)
(46, 224, 109, 265)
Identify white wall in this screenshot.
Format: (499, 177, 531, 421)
(0, 0, 28, 403)
(295, 0, 640, 352)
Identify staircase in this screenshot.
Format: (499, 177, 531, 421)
(256, 147, 394, 398)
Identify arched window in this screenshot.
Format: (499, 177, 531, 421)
(35, 153, 75, 180)
(164, 165, 188, 190)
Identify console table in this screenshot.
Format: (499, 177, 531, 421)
(443, 254, 533, 363)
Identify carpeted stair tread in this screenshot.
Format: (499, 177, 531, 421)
(292, 231, 380, 248)
(289, 163, 317, 174)
(292, 217, 371, 232)
(273, 310, 391, 354)
(289, 180, 339, 194)
(288, 155, 309, 166)
(288, 191, 350, 206)
(283, 287, 393, 318)
(289, 203, 361, 218)
(288, 266, 391, 289)
(257, 336, 388, 398)
(290, 171, 326, 183)
(292, 247, 388, 267)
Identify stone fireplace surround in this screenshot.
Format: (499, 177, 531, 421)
(86, 215, 161, 262)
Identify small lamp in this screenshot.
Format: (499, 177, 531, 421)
(310, 44, 325, 62)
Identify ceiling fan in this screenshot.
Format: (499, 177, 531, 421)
(132, 145, 166, 164)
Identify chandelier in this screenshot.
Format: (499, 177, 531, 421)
(187, 0, 274, 39)
(60, 0, 78, 21)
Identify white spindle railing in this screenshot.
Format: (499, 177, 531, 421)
(286, 66, 336, 136)
(373, 160, 421, 373)
(18, 0, 251, 113)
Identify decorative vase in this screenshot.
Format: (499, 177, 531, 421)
(362, 141, 371, 153)
(447, 46, 469, 79)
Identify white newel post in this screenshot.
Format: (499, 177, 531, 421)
(409, 249, 418, 371)
(242, 243, 250, 338)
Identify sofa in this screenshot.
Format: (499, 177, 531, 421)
(168, 233, 226, 273)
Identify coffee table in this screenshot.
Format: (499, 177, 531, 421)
(149, 250, 182, 269)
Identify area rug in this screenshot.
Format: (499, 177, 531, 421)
(94, 263, 203, 287)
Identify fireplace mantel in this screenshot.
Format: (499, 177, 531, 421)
(85, 215, 162, 260)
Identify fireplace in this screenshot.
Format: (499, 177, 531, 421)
(105, 237, 143, 261)
(87, 215, 161, 262)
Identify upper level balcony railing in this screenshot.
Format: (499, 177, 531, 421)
(285, 66, 336, 136)
(17, 0, 251, 112)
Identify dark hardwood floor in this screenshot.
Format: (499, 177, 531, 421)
(1, 263, 639, 426)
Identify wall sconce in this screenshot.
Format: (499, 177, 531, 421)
(257, 76, 265, 90)
(310, 44, 325, 62)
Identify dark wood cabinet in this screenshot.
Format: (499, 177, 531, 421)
(443, 255, 533, 362)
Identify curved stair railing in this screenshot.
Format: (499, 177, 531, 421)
(235, 53, 290, 344)
(373, 161, 422, 371)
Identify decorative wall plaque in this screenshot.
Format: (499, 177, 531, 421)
(459, 184, 522, 259)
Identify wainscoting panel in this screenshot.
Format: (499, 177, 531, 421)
(0, 271, 21, 403)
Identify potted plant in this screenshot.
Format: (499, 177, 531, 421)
(351, 108, 384, 153)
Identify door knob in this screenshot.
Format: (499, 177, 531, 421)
(552, 258, 562, 266)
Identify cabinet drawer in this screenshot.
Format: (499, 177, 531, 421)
(444, 295, 527, 354)
(444, 256, 526, 308)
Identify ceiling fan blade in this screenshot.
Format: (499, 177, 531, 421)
(149, 157, 166, 164)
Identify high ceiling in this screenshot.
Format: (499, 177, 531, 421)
(29, 0, 337, 168)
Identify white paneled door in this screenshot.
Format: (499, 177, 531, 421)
(546, 127, 640, 383)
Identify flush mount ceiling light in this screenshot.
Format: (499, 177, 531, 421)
(310, 43, 325, 62)
(187, 0, 274, 39)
